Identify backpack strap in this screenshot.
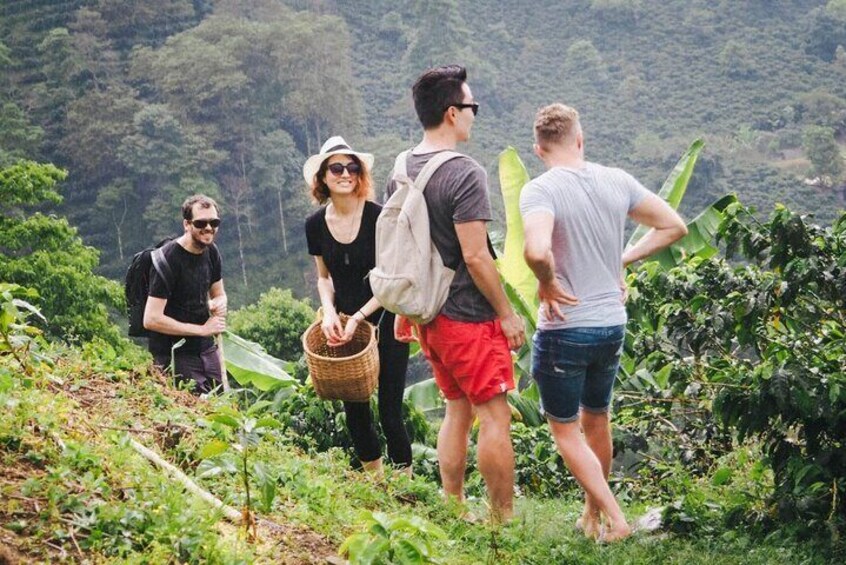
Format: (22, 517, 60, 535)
(150, 243, 175, 296)
(413, 151, 462, 193)
(392, 150, 410, 178)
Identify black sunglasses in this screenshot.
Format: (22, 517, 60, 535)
(190, 218, 221, 229)
(327, 162, 362, 176)
(446, 102, 479, 116)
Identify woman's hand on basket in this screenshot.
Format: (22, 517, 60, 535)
(337, 316, 361, 345)
(321, 310, 345, 346)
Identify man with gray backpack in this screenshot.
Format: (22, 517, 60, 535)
(375, 65, 525, 523)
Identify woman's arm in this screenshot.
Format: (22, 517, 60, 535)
(315, 256, 344, 343)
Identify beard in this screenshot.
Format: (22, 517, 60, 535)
(190, 229, 215, 249)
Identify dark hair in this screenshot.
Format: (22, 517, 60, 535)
(412, 65, 468, 129)
(182, 194, 220, 220)
(310, 154, 373, 204)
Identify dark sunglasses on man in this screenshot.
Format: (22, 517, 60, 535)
(327, 162, 362, 176)
(446, 102, 480, 116)
(191, 218, 221, 229)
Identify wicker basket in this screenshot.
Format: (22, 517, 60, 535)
(302, 313, 379, 402)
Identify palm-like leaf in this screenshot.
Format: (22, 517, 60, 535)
(652, 194, 738, 268)
(627, 138, 705, 248)
(497, 147, 538, 313)
(221, 331, 296, 391)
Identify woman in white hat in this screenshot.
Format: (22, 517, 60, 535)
(304, 136, 412, 474)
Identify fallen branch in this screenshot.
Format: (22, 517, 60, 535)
(96, 425, 156, 434)
(129, 438, 242, 523)
(129, 438, 293, 543)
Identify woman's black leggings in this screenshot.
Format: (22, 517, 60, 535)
(343, 313, 412, 467)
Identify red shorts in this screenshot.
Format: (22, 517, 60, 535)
(417, 314, 514, 405)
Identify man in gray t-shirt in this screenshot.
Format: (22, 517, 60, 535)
(521, 104, 687, 542)
(520, 163, 651, 330)
(390, 65, 525, 524)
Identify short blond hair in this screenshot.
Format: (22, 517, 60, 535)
(534, 103, 581, 149)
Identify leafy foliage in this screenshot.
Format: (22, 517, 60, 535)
(0, 160, 124, 346)
(198, 402, 282, 539)
(802, 124, 844, 183)
(220, 330, 297, 391)
(0, 283, 49, 380)
(625, 204, 846, 532)
(227, 287, 315, 361)
(340, 509, 447, 565)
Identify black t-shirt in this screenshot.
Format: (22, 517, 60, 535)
(305, 200, 381, 321)
(147, 241, 222, 356)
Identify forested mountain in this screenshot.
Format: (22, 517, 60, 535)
(2, 0, 845, 307)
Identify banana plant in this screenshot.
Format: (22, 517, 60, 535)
(221, 330, 296, 391)
(626, 139, 705, 248)
(403, 375, 544, 426)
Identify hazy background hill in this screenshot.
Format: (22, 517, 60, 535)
(1, 0, 845, 307)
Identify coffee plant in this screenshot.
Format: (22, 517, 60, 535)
(625, 204, 846, 532)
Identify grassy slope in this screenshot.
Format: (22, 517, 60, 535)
(0, 342, 830, 564)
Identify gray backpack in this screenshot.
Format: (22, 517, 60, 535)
(369, 150, 461, 324)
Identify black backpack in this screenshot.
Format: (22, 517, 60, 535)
(125, 238, 175, 337)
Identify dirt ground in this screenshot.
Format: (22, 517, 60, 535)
(0, 365, 340, 564)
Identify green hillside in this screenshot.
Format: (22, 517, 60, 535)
(1, 0, 845, 306)
(2, 3, 846, 558)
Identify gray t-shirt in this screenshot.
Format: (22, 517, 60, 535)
(385, 150, 497, 322)
(519, 162, 651, 330)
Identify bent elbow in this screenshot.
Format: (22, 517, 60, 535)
(674, 222, 689, 241)
(143, 312, 158, 331)
(462, 252, 486, 271)
(523, 249, 547, 270)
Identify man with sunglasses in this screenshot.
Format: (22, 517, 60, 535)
(144, 194, 227, 394)
(388, 65, 525, 523)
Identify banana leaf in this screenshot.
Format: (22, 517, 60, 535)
(507, 389, 543, 427)
(403, 377, 443, 413)
(627, 138, 705, 248)
(496, 147, 538, 313)
(652, 194, 738, 268)
(221, 331, 296, 391)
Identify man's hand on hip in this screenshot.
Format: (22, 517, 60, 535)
(537, 279, 578, 320)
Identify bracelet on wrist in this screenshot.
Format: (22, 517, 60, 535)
(355, 310, 366, 321)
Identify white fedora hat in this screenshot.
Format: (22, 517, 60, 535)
(302, 136, 375, 185)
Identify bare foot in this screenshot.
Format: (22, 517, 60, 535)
(576, 508, 602, 540)
(489, 506, 513, 525)
(582, 517, 603, 540)
(600, 523, 632, 543)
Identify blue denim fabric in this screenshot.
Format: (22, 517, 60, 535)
(531, 325, 625, 423)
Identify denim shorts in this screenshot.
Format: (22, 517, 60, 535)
(531, 325, 625, 423)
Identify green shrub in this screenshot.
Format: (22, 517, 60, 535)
(228, 287, 315, 361)
(625, 204, 846, 534)
(0, 161, 124, 347)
